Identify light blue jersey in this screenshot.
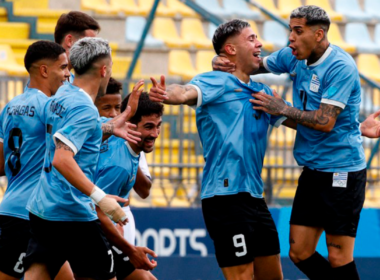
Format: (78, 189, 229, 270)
(263, 45, 366, 172)
(95, 136, 140, 204)
(189, 71, 287, 200)
(0, 87, 48, 220)
(27, 84, 102, 221)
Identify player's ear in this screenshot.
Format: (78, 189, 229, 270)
(100, 65, 107, 78)
(64, 34, 74, 49)
(224, 43, 236, 55)
(40, 65, 48, 78)
(315, 28, 324, 43)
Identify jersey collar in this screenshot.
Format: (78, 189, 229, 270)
(78, 89, 94, 103)
(125, 141, 139, 158)
(305, 46, 333, 67)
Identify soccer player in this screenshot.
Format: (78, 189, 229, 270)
(95, 89, 162, 280)
(54, 11, 100, 82)
(149, 19, 289, 280)
(95, 77, 152, 191)
(0, 41, 70, 280)
(213, 6, 375, 280)
(24, 37, 140, 280)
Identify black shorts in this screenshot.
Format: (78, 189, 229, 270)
(202, 192, 280, 268)
(111, 245, 135, 279)
(0, 215, 30, 278)
(290, 167, 366, 237)
(25, 213, 116, 280)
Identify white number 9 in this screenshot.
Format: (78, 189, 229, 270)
(233, 234, 247, 257)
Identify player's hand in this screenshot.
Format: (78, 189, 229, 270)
(106, 194, 129, 207)
(127, 79, 144, 118)
(212, 54, 235, 73)
(91, 186, 128, 225)
(250, 89, 287, 116)
(361, 110, 380, 138)
(129, 246, 158, 271)
(109, 106, 141, 144)
(149, 75, 167, 103)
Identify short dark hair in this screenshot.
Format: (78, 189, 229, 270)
(106, 77, 122, 95)
(54, 11, 100, 44)
(24, 41, 66, 73)
(290, 5, 330, 32)
(121, 92, 164, 124)
(212, 19, 250, 55)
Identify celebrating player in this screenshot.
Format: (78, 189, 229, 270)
(213, 5, 376, 280)
(95, 88, 163, 280)
(149, 19, 293, 280)
(24, 38, 140, 280)
(95, 77, 153, 191)
(0, 41, 70, 280)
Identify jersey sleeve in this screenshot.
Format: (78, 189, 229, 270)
(321, 64, 357, 109)
(187, 73, 226, 107)
(100, 117, 111, 124)
(263, 47, 297, 75)
(95, 165, 129, 196)
(53, 105, 98, 155)
(139, 152, 151, 179)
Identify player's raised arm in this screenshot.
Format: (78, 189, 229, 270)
(101, 80, 144, 143)
(149, 75, 198, 106)
(211, 54, 268, 74)
(251, 91, 340, 133)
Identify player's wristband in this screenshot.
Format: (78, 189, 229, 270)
(90, 186, 106, 204)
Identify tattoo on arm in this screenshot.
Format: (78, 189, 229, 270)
(327, 242, 341, 249)
(101, 123, 114, 136)
(167, 84, 198, 106)
(55, 139, 73, 153)
(289, 238, 295, 244)
(282, 103, 342, 129)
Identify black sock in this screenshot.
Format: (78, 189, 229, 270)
(331, 261, 360, 280)
(295, 251, 331, 280)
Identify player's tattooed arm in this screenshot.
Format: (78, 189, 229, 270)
(101, 123, 114, 136)
(149, 75, 198, 106)
(55, 138, 74, 153)
(251, 91, 342, 132)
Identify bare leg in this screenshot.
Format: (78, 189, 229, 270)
(0, 270, 19, 280)
(24, 263, 51, 280)
(289, 225, 323, 263)
(54, 262, 74, 280)
(124, 269, 157, 280)
(253, 254, 283, 280)
(325, 234, 355, 267)
(221, 262, 253, 280)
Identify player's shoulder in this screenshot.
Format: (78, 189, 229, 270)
(329, 45, 357, 70)
(191, 71, 234, 84)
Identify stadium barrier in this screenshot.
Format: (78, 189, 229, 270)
(133, 207, 380, 280)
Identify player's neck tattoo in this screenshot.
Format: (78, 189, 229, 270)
(101, 123, 114, 135)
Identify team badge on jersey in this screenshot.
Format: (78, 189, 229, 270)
(332, 172, 348, 188)
(310, 74, 320, 93)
